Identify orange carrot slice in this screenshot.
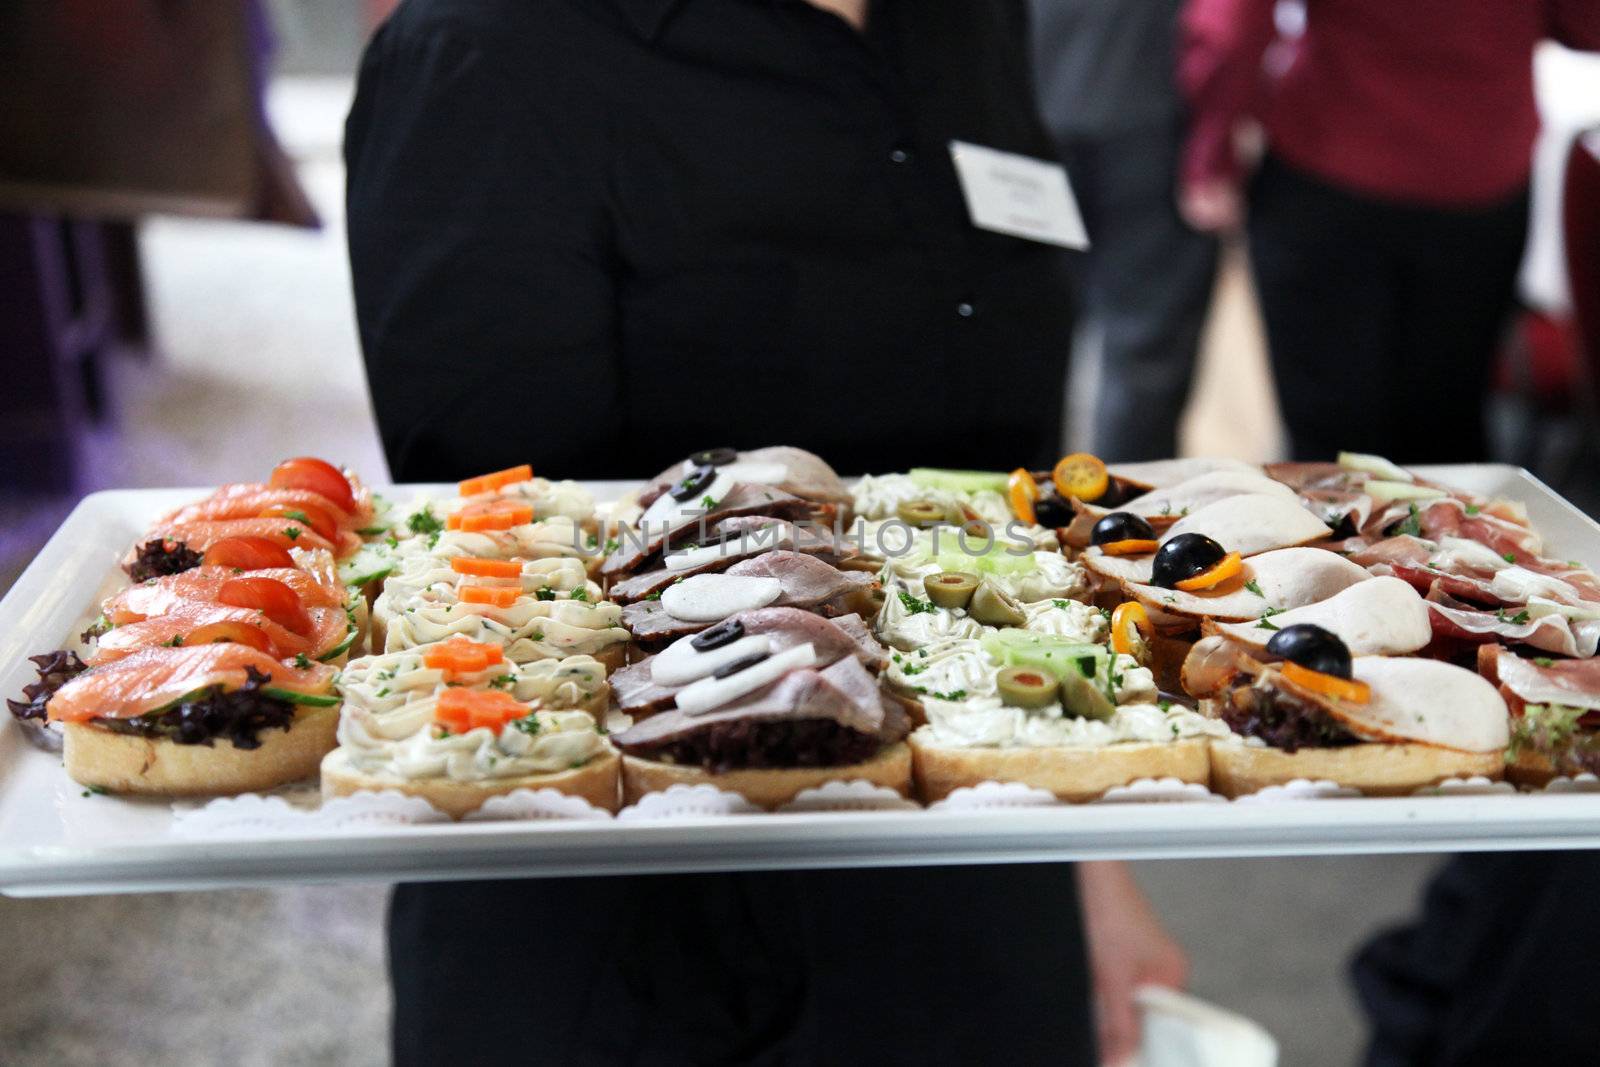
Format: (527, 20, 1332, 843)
(421, 637, 505, 675)
(459, 465, 533, 498)
(434, 687, 529, 734)
(459, 584, 520, 607)
(453, 501, 535, 532)
(450, 557, 523, 578)
(1175, 552, 1243, 591)
(1282, 662, 1371, 704)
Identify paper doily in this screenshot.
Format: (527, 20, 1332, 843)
(170, 790, 448, 838)
(616, 783, 762, 820)
(1231, 778, 1362, 803)
(1093, 777, 1225, 805)
(1541, 773, 1600, 795)
(779, 780, 920, 813)
(927, 781, 1063, 810)
(1413, 776, 1517, 797)
(462, 788, 614, 821)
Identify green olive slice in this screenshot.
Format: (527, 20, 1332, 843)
(997, 666, 1059, 709)
(924, 571, 979, 610)
(968, 578, 1026, 627)
(896, 499, 946, 527)
(1059, 671, 1116, 721)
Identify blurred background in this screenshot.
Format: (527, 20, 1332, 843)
(2, 2, 1598, 1064)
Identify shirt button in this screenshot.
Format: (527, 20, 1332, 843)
(889, 146, 912, 165)
(956, 301, 975, 318)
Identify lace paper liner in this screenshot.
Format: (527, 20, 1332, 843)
(1540, 773, 1600, 794)
(461, 788, 613, 821)
(1093, 777, 1226, 805)
(169, 790, 448, 838)
(927, 781, 1064, 810)
(1231, 778, 1362, 803)
(616, 783, 762, 820)
(779, 780, 920, 813)
(1413, 776, 1517, 797)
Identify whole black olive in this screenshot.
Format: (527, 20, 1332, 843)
(1150, 532, 1226, 588)
(670, 465, 718, 502)
(691, 618, 745, 651)
(712, 650, 770, 679)
(1033, 496, 1073, 528)
(690, 447, 738, 468)
(1266, 624, 1352, 679)
(1091, 512, 1157, 547)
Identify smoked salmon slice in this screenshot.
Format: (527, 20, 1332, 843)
(131, 518, 354, 561)
(89, 598, 352, 665)
(103, 563, 344, 625)
(47, 645, 337, 723)
(157, 483, 372, 531)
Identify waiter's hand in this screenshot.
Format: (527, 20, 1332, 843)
(1178, 177, 1243, 234)
(1077, 860, 1189, 1067)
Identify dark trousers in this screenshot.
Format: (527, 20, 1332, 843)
(1353, 851, 1600, 1066)
(1248, 154, 1529, 464)
(390, 865, 1093, 1066)
(1055, 118, 1219, 461)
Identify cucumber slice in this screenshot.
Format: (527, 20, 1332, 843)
(979, 630, 1105, 681)
(263, 687, 341, 707)
(1365, 480, 1446, 503)
(908, 468, 1010, 494)
(1337, 451, 1413, 483)
(318, 628, 358, 662)
(339, 543, 396, 588)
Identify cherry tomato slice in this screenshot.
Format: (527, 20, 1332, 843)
(269, 457, 356, 514)
(217, 576, 314, 636)
(258, 500, 339, 542)
(201, 536, 296, 572)
(182, 621, 275, 653)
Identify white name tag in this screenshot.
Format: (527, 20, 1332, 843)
(948, 140, 1089, 250)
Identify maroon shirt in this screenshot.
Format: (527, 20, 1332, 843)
(1179, 0, 1600, 207)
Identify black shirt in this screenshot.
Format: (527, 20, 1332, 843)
(346, 0, 1075, 481)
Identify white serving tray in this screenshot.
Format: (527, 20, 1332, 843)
(2, 466, 1597, 897)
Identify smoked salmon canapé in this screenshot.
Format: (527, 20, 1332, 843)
(41, 644, 342, 796)
(87, 590, 359, 668)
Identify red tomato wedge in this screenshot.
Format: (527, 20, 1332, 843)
(458, 465, 533, 498)
(201, 536, 297, 572)
(217, 577, 315, 636)
(270, 457, 356, 514)
(47, 645, 337, 722)
(258, 501, 339, 542)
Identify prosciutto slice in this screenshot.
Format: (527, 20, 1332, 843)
(1479, 645, 1600, 713)
(1425, 589, 1600, 658)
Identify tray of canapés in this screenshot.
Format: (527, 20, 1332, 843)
(4, 447, 1600, 892)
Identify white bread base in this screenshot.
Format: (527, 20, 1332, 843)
(320, 747, 621, 817)
(620, 743, 912, 811)
(1208, 740, 1504, 798)
(909, 734, 1211, 804)
(62, 704, 340, 796)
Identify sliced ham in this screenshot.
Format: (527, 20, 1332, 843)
(1211, 576, 1432, 654)
(1084, 493, 1331, 588)
(1126, 547, 1369, 627)
(602, 483, 817, 576)
(1064, 471, 1294, 547)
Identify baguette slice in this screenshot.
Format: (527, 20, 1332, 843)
(321, 747, 622, 817)
(620, 743, 912, 811)
(63, 704, 340, 796)
(909, 734, 1210, 804)
(1208, 739, 1504, 798)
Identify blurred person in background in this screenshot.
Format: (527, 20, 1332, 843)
(1178, 0, 1600, 464)
(1030, 0, 1218, 461)
(347, 1, 1184, 1063)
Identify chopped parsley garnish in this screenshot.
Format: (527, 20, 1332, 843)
(284, 526, 302, 540)
(1158, 699, 1173, 712)
(282, 509, 311, 524)
(407, 505, 444, 537)
(1534, 657, 1555, 668)
(1255, 616, 1280, 631)
(586, 533, 599, 548)
(901, 662, 927, 676)
(1495, 607, 1531, 625)
(644, 590, 662, 601)
(512, 715, 542, 736)
(535, 587, 557, 601)
(294, 653, 311, 669)
(1465, 504, 1481, 516)
(376, 687, 390, 698)
(488, 674, 515, 690)
(1052, 599, 1071, 610)
(915, 688, 966, 701)
(1394, 503, 1423, 538)
(1502, 552, 1517, 563)
(357, 524, 389, 536)
(1244, 579, 1264, 597)
(700, 494, 717, 509)
(569, 588, 589, 602)
(604, 538, 620, 554)
(164, 635, 185, 647)
(531, 629, 545, 641)
(898, 591, 936, 615)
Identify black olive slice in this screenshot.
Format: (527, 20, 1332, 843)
(690, 447, 738, 467)
(1091, 512, 1157, 547)
(1266, 624, 1353, 679)
(1150, 532, 1226, 588)
(1033, 496, 1073, 528)
(670, 465, 718, 502)
(712, 650, 770, 679)
(691, 618, 745, 651)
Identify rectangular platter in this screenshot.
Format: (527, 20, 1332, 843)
(2, 466, 1597, 897)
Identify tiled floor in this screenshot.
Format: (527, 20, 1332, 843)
(0, 75, 1447, 1067)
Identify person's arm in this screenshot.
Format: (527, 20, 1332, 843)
(1078, 861, 1189, 1066)
(1548, 0, 1600, 50)
(345, 12, 623, 482)
(1175, 0, 1278, 232)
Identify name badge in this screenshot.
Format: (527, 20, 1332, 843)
(948, 140, 1089, 250)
